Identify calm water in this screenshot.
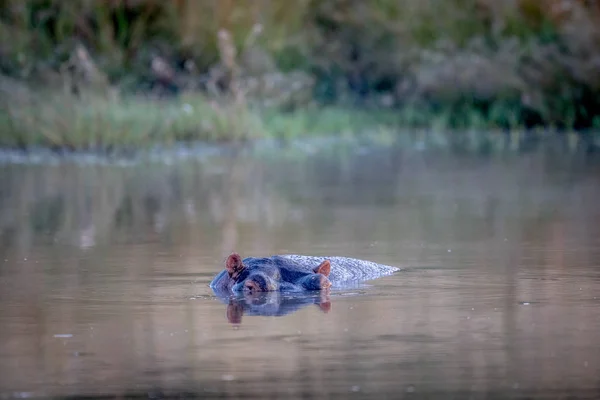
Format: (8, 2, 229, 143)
(1, 137, 600, 399)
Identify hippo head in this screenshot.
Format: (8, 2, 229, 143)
(224, 253, 277, 293)
(222, 252, 332, 293)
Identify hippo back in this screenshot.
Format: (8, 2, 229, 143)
(280, 255, 399, 287)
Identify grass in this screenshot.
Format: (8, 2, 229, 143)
(0, 91, 402, 151)
(0, 89, 552, 153)
(3, 88, 600, 157)
(0, 92, 263, 150)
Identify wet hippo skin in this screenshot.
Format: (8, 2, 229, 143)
(210, 253, 399, 294)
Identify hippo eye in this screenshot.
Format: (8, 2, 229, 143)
(244, 281, 260, 292)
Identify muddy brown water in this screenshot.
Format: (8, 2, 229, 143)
(1, 138, 600, 399)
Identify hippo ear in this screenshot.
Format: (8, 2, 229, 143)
(313, 260, 331, 277)
(226, 253, 245, 277)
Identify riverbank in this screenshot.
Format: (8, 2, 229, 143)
(2, 84, 600, 155)
(0, 87, 407, 151)
(2, 0, 600, 151)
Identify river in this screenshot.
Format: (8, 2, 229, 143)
(1, 135, 599, 398)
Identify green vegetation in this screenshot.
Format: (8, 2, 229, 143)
(0, 90, 394, 150)
(1, 0, 600, 150)
(0, 91, 260, 150)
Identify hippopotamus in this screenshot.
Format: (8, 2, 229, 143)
(210, 253, 399, 294)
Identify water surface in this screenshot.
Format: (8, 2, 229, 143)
(1, 137, 600, 399)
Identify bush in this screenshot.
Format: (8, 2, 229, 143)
(1, 0, 600, 135)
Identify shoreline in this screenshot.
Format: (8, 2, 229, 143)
(2, 88, 599, 158)
(1, 128, 597, 167)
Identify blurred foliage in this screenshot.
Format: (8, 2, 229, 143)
(1, 0, 600, 148)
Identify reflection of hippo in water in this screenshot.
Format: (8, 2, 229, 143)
(217, 291, 333, 324)
(210, 253, 399, 294)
